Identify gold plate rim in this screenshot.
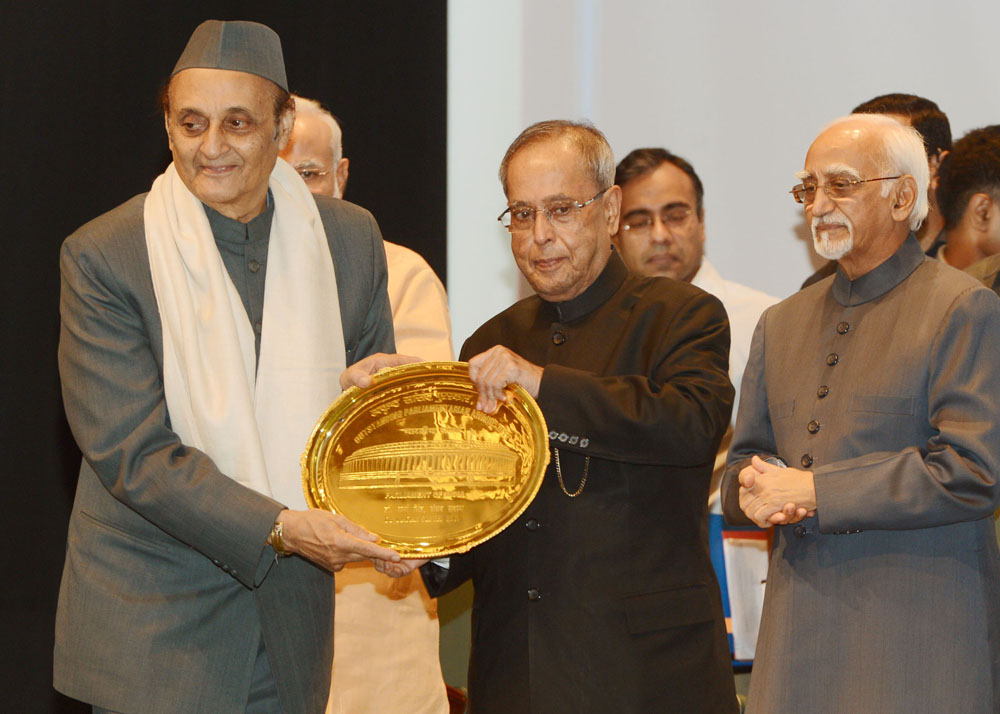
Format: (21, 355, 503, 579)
(300, 361, 549, 557)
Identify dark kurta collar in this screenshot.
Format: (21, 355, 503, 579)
(203, 192, 275, 245)
(925, 229, 946, 258)
(832, 233, 924, 307)
(541, 250, 628, 323)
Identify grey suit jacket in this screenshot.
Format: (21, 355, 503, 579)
(54, 193, 394, 714)
(722, 236, 1000, 713)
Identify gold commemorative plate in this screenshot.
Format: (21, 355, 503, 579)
(301, 361, 549, 557)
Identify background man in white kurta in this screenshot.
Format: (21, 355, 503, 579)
(722, 114, 1000, 713)
(612, 147, 778, 441)
(283, 96, 453, 364)
(281, 94, 452, 714)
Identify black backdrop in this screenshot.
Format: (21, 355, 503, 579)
(0, 3, 446, 710)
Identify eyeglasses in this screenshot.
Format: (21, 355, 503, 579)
(498, 188, 609, 232)
(790, 176, 901, 205)
(621, 206, 695, 235)
(295, 168, 330, 185)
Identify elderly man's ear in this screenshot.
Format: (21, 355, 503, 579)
(335, 157, 350, 197)
(603, 184, 622, 234)
(276, 106, 296, 149)
(890, 176, 918, 223)
(163, 112, 174, 151)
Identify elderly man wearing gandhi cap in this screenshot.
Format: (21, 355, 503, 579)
(54, 20, 406, 714)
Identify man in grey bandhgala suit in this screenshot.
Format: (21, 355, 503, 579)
(54, 20, 402, 714)
(722, 114, 1000, 713)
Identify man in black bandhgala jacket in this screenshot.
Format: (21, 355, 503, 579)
(354, 119, 737, 714)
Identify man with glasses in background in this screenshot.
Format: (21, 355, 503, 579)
(612, 149, 777, 400)
(281, 95, 453, 363)
(721, 113, 1000, 713)
(612, 148, 778, 664)
(415, 120, 739, 713)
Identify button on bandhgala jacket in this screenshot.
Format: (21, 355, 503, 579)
(722, 236, 1000, 714)
(427, 255, 740, 714)
(54, 193, 394, 714)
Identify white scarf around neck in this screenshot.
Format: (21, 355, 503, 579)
(143, 158, 346, 509)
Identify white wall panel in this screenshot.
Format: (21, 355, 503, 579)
(449, 0, 1000, 341)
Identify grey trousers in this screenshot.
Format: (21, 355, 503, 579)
(92, 633, 281, 714)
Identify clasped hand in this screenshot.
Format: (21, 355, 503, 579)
(738, 455, 817, 527)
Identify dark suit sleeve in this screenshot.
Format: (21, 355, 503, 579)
(58, 232, 283, 589)
(419, 553, 475, 598)
(536, 290, 733, 467)
(352, 211, 395, 360)
(813, 288, 1000, 531)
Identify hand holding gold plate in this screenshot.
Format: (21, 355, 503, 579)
(302, 362, 549, 558)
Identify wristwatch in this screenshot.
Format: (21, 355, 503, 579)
(270, 520, 290, 557)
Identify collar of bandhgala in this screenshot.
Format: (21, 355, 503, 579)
(203, 192, 275, 245)
(832, 233, 924, 307)
(542, 250, 628, 323)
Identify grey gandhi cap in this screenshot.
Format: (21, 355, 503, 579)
(172, 20, 288, 91)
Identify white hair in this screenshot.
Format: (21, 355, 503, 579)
(820, 114, 930, 231)
(291, 94, 344, 163)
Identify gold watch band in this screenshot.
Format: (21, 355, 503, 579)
(270, 521, 290, 557)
